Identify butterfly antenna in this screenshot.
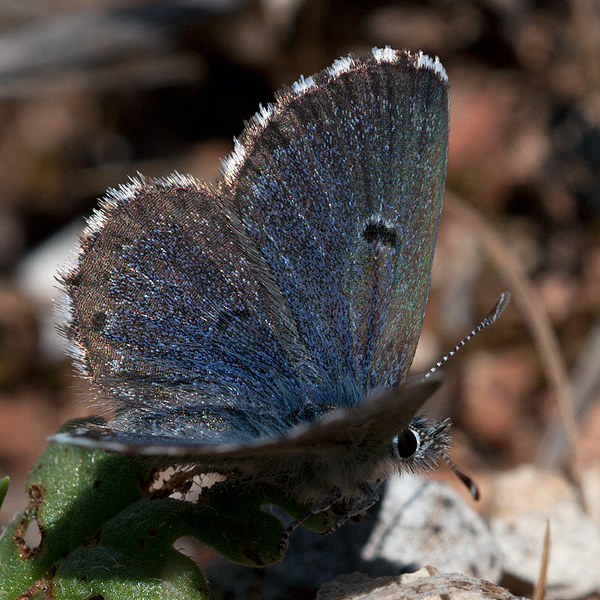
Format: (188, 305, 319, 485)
(425, 291, 510, 379)
(445, 456, 480, 500)
(425, 292, 510, 501)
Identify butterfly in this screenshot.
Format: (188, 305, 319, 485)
(50, 47, 486, 535)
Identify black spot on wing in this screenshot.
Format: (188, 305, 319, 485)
(363, 221, 397, 247)
(92, 311, 107, 333)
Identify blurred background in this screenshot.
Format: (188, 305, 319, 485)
(0, 0, 599, 592)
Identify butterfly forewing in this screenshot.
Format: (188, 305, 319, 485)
(225, 50, 449, 395)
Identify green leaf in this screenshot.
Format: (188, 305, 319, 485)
(0, 477, 8, 511)
(55, 545, 208, 600)
(0, 422, 338, 599)
(0, 435, 151, 598)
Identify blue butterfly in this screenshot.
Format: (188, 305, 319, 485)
(51, 48, 488, 533)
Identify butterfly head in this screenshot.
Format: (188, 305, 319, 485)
(390, 415, 452, 474)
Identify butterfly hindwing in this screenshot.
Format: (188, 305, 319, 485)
(62, 176, 320, 444)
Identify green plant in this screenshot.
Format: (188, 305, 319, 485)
(0, 422, 333, 600)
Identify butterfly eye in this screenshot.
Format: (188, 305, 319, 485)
(391, 427, 420, 460)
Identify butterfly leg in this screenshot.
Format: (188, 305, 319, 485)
(324, 482, 381, 534)
(277, 488, 344, 554)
